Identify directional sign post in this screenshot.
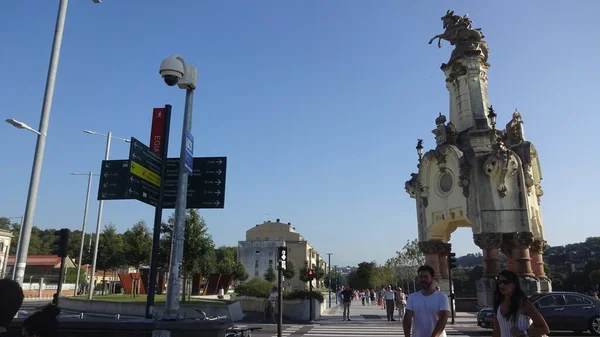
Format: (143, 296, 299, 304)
(127, 137, 163, 207)
(97, 160, 130, 200)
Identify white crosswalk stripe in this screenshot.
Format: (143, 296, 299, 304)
(268, 325, 304, 337)
(304, 325, 463, 337)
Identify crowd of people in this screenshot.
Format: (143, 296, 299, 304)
(335, 265, 550, 337)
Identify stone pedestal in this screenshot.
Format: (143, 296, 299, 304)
(418, 240, 447, 280)
(519, 276, 541, 295)
(501, 233, 517, 273)
(513, 232, 535, 277)
(476, 277, 496, 309)
(530, 239, 552, 293)
(473, 233, 502, 277)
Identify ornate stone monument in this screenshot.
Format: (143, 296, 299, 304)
(405, 10, 551, 308)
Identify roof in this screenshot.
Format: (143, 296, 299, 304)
(7, 255, 76, 268)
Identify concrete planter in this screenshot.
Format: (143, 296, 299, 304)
(59, 298, 245, 322)
(235, 296, 326, 321)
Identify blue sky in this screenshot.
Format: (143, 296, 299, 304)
(1, 1, 599, 267)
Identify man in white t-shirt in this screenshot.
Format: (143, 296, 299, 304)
(403, 265, 450, 337)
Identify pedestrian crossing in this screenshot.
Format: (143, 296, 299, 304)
(266, 325, 304, 337)
(304, 325, 464, 337)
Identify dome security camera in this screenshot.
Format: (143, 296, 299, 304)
(159, 55, 185, 87)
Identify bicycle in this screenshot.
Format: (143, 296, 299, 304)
(263, 300, 275, 323)
(225, 326, 262, 337)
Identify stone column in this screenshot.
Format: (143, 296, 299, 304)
(529, 239, 548, 279)
(501, 233, 516, 273)
(418, 240, 446, 279)
(473, 232, 503, 277)
(438, 243, 450, 279)
(513, 232, 535, 277)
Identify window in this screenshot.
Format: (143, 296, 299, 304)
(536, 295, 565, 307)
(265, 237, 269, 240)
(269, 250, 273, 256)
(564, 295, 591, 306)
(254, 270, 259, 277)
(255, 250, 260, 254)
(0, 242, 4, 252)
(255, 260, 259, 268)
(269, 260, 273, 266)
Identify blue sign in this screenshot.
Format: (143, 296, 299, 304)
(184, 130, 194, 175)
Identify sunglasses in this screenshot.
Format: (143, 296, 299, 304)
(498, 279, 512, 285)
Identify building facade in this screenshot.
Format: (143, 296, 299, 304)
(0, 229, 12, 278)
(238, 219, 327, 290)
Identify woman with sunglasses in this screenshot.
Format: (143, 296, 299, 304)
(493, 270, 549, 337)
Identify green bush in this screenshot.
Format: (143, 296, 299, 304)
(285, 290, 324, 303)
(235, 278, 274, 298)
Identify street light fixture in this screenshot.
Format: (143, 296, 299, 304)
(416, 139, 424, 162)
(158, 54, 198, 317)
(5, 119, 42, 136)
(327, 253, 333, 308)
(83, 130, 129, 300)
(9, 0, 102, 286)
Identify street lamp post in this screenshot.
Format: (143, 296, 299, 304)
(71, 171, 98, 296)
(5, 0, 101, 285)
(327, 253, 332, 308)
(83, 130, 129, 299)
(158, 54, 198, 316)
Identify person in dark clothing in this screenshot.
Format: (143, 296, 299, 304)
(340, 286, 354, 321)
(22, 304, 60, 337)
(0, 279, 24, 335)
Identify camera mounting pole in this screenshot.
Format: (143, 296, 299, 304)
(159, 55, 198, 318)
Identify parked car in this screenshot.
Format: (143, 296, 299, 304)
(477, 307, 494, 328)
(529, 291, 600, 335)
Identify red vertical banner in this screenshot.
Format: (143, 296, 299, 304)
(150, 108, 166, 156)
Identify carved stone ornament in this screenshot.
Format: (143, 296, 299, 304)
(418, 240, 448, 255)
(458, 159, 471, 198)
(405, 173, 418, 198)
(420, 185, 429, 207)
(535, 183, 544, 205)
(431, 113, 458, 146)
(445, 62, 467, 83)
(473, 232, 503, 250)
(433, 147, 448, 173)
(515, 232, 534, 249)
(522, 163, 534, 195)
(505, 110, 525, 147)
(530, 239, 548, 254)
(500, 233, 517, 255)
(483, 137, 519, 198)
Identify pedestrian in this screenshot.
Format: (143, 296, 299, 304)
(340, 286, 353, 321)
(22, 304, 60, 337)
(396, 287, 407, 320)
(385, 285, 396, 321)
(0, 279, 24, 335)
(403, 265, 450, 337)
(492, 270, 549, 337)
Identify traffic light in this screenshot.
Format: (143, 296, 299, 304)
(52, 229, 70, 258)
(307, 268, 315, 280)
(448, 252, 457, 269)
(277, 247, 287, 270)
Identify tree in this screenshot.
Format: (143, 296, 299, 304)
(264, 265, 276, 283)
(0, 217, 11, 230)
(282, 259, 296, 280)
(232, 260, 249, 282)
(122, 220, 152, 267)
(314, 259, 326, 282)
(298, 262, 310, 283)
(348, 261, 378, 289)
(590, 270, 600, 289)
(215, 246, 248, 282)
(95, 224, 124, 294)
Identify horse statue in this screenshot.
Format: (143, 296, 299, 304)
(428, 10, 489, 64)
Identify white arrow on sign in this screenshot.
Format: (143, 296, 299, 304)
(215, 200, 220, 207)
(102, 193, 107, 198)
(215, 190, 221, 196)
(130, 176, 136, 183)
(216, 159, 222, 165)
(132, 153, 140, 161)
(103, 172, 110, 178)
(128, 188, 134, 195)
(214, 179, 222, 186)
(133, 142, 138, 149)
(105, 162, 111, 168)
(216, 169, 222, 175)
(103, 183, 109, 188)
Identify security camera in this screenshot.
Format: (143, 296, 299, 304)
(159, 55, 185, 87)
